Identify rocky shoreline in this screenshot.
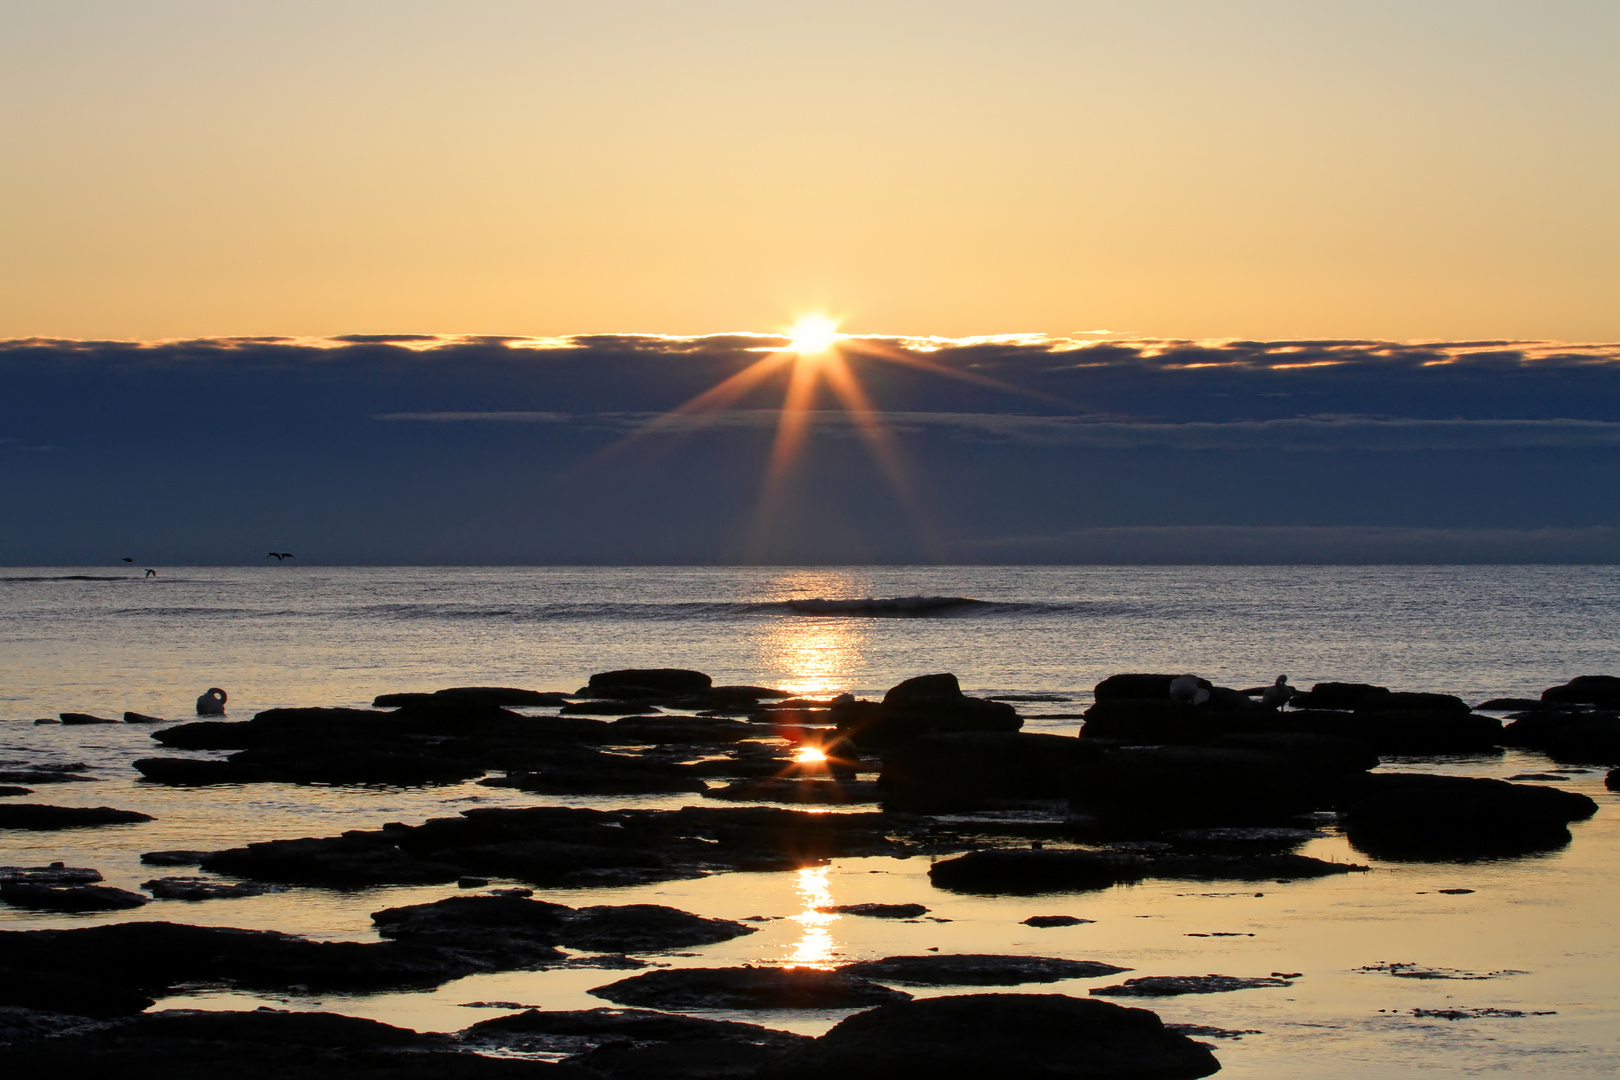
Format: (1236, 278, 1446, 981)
(2, 666, 1614, 1076)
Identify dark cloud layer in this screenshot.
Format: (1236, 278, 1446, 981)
(3, 333, 1619, 564)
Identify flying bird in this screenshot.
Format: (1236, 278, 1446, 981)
(145, 569, 156, 578)
(121, 557, 133, 562)
(267, 552, 296, 561)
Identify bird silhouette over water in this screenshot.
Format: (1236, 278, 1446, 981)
(144, 569, 156, 578)
(266, 552, 295, 561)
(121, 557, 133, 563)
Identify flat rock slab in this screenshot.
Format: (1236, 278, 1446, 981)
(1091, 975, 1294, 996)
(0, 865, 104, 886)
(705, 778, 881, 804)
(1, 883, 149, 911)
(0, 805, 152, 830)
(201, 805, 906, 889)
(0, 787, 32, 797)
(1023, 915, 1095, 927)
(142, 877, 288, 901)
(818, 903, 929, 919)
(590, 967, 913, 1010)
(140, 850, 210, 867)
(1338, 773, 1599, 861)
(0, 1009, 560, 1079)
(929, 849, 1365, 894)
(759, 993, 1220, 1080)
(458, 1006, 810, 1056)
(371, 895, 759, 955)
(840, 954, 1130, 986)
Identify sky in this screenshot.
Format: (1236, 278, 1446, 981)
(2, 1, 1616, 341)
(2, 3, 1617, 564)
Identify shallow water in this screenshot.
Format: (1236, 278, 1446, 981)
(2, 565, 1618, 1076)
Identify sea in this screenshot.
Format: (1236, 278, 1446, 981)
(2, 565, 1618, 1076)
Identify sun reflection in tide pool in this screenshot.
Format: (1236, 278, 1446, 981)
(786, 865, 840, 968)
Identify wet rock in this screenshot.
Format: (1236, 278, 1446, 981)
(564, 904, 759, 953)
(0, 1008, 546, 1079)
(1338, 773, 1598, 860)
(0, 788, 30, 798)
(134, 757, 261, 785)
(840, 954, 1128, 986)
(459, 1007, 808, 1077)
(1501, 709, 1620, 764)
(0, 805, 151, 830)
(587, 669, 714, 697)
(1541, 675, 1620, 709)
(480, 750, 707, 795)
(591, 966, 911, 1010)
(879, 731, 1099, 812)
(1338, 709, 1502, 754)
(0, 763, 94, 784)
(704, 778, 881, 804)
(603, 716, 753, 744)
(1092, 974, 1293, 996)
(832, 675, 1021, 748)
(460, 1005, 809, 1056)
(122, 712, 165, 723)
(203, 835, 467, 887)
(1068, 739, 1373, 827)
(0, 1006, 116, 1046)
(139, 849, 209, 867)
(1473, 698, 1546, 712)
(1022, 914, 1094, 927)
(141, 877, 287, 901)
(1607, 767, 1618, 791)
(203, 805, 906, 889)
(929, 849, 1364, 894)
(59, 713, 120, 725)
(931, 850, 1142, 892)
(0, 864, 103, 886)
(0, 919, 574, 1018)
(1290, 682, 1389, 710)
(761, 992, 1220, 1080)
(0, 971, 155, 1020)
(1, 884, 148, 911)
(373, 687, 570, 708)
(1093, 673, 1184, 701)
(819, 903, 929, 919)
(371, 894, 757, 961)
(562, 700, 662, 715)
(1357, 691, 1471, 715)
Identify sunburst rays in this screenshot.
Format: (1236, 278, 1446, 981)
(581, 318, 1048, 561)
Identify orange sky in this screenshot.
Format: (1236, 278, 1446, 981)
(2, 1, 1615, 342)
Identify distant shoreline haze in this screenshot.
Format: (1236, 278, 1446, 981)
(3, 334, 1619, 565)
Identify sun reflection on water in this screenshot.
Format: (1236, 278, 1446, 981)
(757, 578, 869, 697)
(786, 865, 840, 968)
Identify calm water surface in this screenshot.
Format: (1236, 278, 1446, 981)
(2, 566, 1617, 1077)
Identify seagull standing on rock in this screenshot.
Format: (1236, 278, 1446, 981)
(1168, 675, 1211, 706)
(1262, 675, 1296, 709)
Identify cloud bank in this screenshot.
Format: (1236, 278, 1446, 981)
(3, 333, 1619, 564)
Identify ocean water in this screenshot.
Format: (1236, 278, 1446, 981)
(2, 565, 1618, 1076)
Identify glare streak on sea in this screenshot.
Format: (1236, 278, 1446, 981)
(1, 565, 1618, 1078)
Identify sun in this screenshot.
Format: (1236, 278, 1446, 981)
(786, 315, 840, 356)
